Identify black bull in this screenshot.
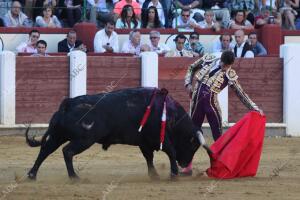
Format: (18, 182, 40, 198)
(25, 87, 210, 180)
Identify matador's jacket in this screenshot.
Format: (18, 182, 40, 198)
(184, 53, 260, 141)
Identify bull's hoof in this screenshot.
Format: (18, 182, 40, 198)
(27, 172, 36, 180)
(69, 174, 80, 180)
(170, 173, 178, 181)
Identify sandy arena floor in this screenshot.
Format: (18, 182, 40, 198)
(0, 135, 299, 200)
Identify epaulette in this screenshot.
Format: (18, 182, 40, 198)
(226, 68, 238, 81)
(202, 53, 219, 63)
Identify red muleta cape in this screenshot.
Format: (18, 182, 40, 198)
(206, 111, 266, 179)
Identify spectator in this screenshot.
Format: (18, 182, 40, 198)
(121, 29, 141, 55)
(114, 0, 142, 19)
(184, 32, 204, 56)
(165, 34, 193, 57)
(231, 0, 255, 11)
(172, 8, 198, 29)
(94, 20, 119, 53)
(202, 0, 231, 28)
(231, 0, 256, 24)
(16, 29, 40, 53)
(141, 6, 163, 28)
(35, 6, 62, 27)
(58, 30, 87, 52)
(233, 29, 254, 58)
(255, 7, 282, 28)
(64, 0, 82, 27)
(148, 30, 170, 55)
(174, 0, 205, 22)
(212, 33, 235, 53)
(197, 10, 221, 31)
(0, 0, 12, 17)
(3, 1, 32, 27)
(248, 32, 267, 56)
(229, 10, 254, 29)
(116, 4, 141, 28)
(33, 0, 57, 22)
(32, 40, 49, 56)
(141, 0, 167, 27)
(87, 0, 117, 28)
(276, 0, 299, 30)
(261, 0, 277, 10)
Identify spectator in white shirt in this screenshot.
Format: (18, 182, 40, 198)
(172, 8, 198, 30)
(233, 29, 254, 58)
(148, 30, 170, 55)
(212, 33, 235, 53)
(94, 20, 119, 53)
(3, 1, 31, 27)
(16, 29, 40, 53)
(121, 29, 141, 55)
(197, 10, 221, 32)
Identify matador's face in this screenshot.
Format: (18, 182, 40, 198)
(220, 61, 231, 72)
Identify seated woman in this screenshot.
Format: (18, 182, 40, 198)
(116, 5, 141, 29)
(35, 6, 62, 28)
(141, 6, 163, 28)
(229, 10, 254, 30)
(33, 0, 57, 22)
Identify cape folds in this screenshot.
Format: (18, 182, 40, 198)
(206, 111, 266, 179)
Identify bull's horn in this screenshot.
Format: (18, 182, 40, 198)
(197, 131, 213, 155)
(81, 121, 94, 130)
(196, 131, 206, 146)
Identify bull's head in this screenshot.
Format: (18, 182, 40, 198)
(176, 130, 210, 168)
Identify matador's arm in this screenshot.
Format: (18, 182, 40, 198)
(184, 54, 219, 87)
(184, 56, 204, 87)
(227, 68, 260, 111)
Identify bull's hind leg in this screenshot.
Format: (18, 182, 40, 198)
(62, 140, 94, 179)
(139, 146, 159, 180)
(28, 136, 65, 180)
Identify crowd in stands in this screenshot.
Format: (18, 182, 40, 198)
(11, 19, 267, 58)
(0, 0, 299, 30)
(1, 0, 299, 57)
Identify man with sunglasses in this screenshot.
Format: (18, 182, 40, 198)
(172, 8, 198, 29)
(16, 29, 40, 53)
(148, 30, 170, 55)
(184, 32, 204, 57)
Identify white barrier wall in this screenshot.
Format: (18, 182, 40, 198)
(69, 50, 87, 98)
(0, 51, 15, 125)
(141, 52, 158, 87)
(280, 44, 300, 136)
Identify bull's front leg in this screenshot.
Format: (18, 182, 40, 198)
(139, 145, 159, 180)
(162, 141, 178, 179)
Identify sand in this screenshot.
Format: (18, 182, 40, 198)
(0, 135, 299, 200)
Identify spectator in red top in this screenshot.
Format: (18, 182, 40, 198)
(255, 7, 282, 28)
(114, 0, 141, 19)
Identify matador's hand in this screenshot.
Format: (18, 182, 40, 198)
(257, 108, 264, 116)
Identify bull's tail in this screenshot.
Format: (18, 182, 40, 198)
(25, 126, 50, 147)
